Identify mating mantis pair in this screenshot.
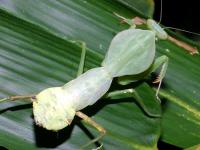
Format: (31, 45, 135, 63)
(1, 12, 183, 149)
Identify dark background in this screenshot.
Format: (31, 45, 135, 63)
(154, 0, 200, 41)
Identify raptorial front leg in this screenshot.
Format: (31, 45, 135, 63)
(113, 12, 136, 28)
(151, 55, 169, 98)
(75, 111, 106, 149)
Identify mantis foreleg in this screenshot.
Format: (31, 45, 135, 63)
(151, 55, 169, 99)
(113, 12, 136, 28)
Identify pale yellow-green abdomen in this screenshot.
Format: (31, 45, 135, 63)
(33, 87, 76, 131)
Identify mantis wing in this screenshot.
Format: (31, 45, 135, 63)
(102, 29, 155, 77)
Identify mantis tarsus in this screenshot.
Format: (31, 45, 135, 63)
(0, 20, 169, 148)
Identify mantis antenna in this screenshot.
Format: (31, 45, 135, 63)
(158, 0, 163, 24)
(164, 27, 200, 36)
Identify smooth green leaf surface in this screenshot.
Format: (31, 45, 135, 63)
(1, 0, 200, 149)
(105, 82, 161, 117)
(115, 0, 154, 18)
(133, 83, 161, 117)
(185, 144, 200, 150)
(0, 0, 153, 52)
(154, 36, 200, 147)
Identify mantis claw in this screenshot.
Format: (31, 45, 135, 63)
(153, 75, 161, 84)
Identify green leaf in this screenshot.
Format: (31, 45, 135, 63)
(0, 1, 160, 150)
(155, 34, 200, 148)
(1, 0, 200, 149)
(105, 82, 161, 117)
(0, 0, 154, 51)
(133, 83, 161, 117)
(115, 0, 154, 18)
(184, 144, 200, 150)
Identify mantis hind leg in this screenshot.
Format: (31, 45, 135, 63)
(75, 111, 106, 149)
(77, 42, 86, 77)
(69, 40, 86, 77)
(152, 55, 169, 99)
(0, 95, 34, 103)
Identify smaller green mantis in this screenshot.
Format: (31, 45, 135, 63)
(0, 20, 169, 149)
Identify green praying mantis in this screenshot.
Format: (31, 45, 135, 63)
(0, 14, 171, 149)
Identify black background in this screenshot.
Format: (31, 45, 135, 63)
(154, 0, 200, 40)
